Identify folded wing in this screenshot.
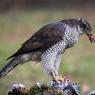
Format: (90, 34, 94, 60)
(7, 23, 66, 59)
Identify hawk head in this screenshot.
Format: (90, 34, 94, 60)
(78, 18, 95, 43)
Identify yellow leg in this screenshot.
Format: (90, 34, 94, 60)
(49, 70, 63, 82)
(49, 70, 56, 81)
(55, 75, 64, 82)
(50, 70, 70, 83)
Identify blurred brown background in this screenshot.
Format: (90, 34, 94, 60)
(0, 0, 95, 11)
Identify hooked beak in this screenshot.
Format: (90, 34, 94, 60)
(87, 33, 95, 43)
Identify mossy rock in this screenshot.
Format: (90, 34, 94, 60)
(8, 83, 73, 95)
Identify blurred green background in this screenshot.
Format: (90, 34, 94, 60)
(0, 0, 95, 94)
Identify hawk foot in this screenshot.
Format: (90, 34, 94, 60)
(54, 76, 70, 83)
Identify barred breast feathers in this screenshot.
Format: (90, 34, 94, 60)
(63, 24, 80, 48)
(41, 40, 66, 75)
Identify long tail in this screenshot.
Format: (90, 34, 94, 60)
(0, 57, 20, 79)
(0, 53, 32, 79)
(0, 52, 41, 79)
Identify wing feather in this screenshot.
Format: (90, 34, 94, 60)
(7, 22, 66, 59)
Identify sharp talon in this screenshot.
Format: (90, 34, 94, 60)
(55, 76, 64, 82)
(50, 70, 69, 83)
(53, 76, 71, 83)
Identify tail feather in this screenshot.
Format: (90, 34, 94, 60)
(0, 58, 19, 79)
(0, 52, 40, 79)
(0, 53, 33, 79)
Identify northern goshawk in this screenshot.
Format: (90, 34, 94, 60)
(0, 18, 95, 82)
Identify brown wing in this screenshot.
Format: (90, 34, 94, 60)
(7, 22, 66, 59)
